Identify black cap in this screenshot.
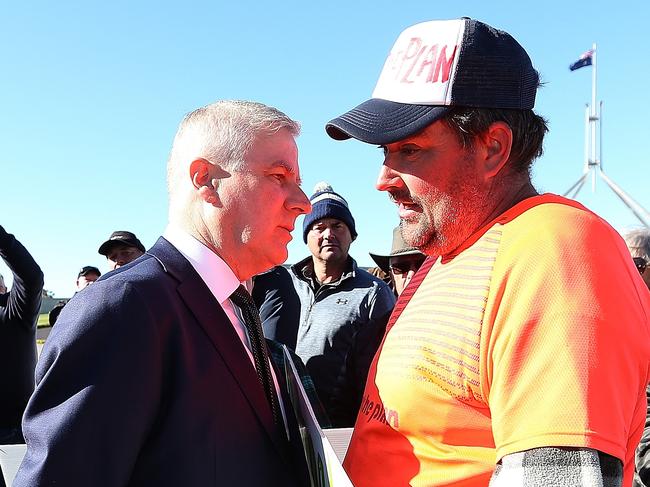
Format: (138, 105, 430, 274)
(98, 231, 146, 256)
(326, 18, 538, 145)
(78, 266, 101, 278)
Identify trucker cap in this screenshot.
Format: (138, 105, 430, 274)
(326, 18, 539, 145)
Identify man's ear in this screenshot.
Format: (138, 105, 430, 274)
(189, 158, 229, 206)
(480, 122, 513, 180)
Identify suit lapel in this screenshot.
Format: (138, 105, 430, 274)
(147, 238, 289, 459)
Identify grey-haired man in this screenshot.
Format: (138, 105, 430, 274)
(15, 101, 311, 487)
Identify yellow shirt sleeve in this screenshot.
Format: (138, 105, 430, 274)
(482, 203, 650, 463)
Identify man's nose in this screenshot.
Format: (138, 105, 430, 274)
(288, 186, 312, 215)
(376, 162, 402, 192)
(321, 228, 336, 240)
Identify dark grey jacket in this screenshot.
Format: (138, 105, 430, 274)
(254, 257, 395, 427)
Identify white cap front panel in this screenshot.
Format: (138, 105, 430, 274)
(371, 19, 466, 105)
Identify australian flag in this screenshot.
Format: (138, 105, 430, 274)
(569, 49, 594, 71)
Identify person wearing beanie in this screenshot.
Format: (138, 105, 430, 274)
(253, 182, 395, 427)
(301, 182, 357, 244)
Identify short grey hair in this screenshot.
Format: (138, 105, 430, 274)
(624, 228, 650, 261)
(166, 100, 300, 193)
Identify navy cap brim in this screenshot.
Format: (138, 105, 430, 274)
(325, 98, 451, 145)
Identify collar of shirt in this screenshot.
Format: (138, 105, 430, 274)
(295, 255, 357, 291)
(163, 225, 256, 356)
(163, 224, 241, 305)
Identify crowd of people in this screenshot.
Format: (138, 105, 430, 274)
(47, 230, 145, 326)
(1, 16, 650, 487)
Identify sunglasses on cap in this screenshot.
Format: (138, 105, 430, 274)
(389, 256, 426, 275)
(633, 257, 648, 274)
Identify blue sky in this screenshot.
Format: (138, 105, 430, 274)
(1, 0, 647, 297)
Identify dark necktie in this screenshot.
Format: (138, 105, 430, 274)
(229, 285, 281, 426)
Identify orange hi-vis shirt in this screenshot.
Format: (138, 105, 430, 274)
(344, 195, 650, 487)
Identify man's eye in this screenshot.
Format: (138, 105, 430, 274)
(401, 147, 419, 156)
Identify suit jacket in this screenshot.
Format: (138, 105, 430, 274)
(14, 237, 307, 487)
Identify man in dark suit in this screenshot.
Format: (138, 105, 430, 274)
(14, 100, 312, 487)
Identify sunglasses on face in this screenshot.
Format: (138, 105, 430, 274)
(389, 257, 426, 275)
(633, 257, 648, 274)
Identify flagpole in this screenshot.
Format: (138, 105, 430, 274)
(591, 43, 597, 126)
(583, 104, 589, 173)
(590, 43, 598, 192)
(565, 44, 650, 228)
(600, 101, 603, 171)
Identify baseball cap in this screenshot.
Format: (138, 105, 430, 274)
(78, 266, 101, 278)
(98, 231, 146, 256)
(326, 18, 539, 145)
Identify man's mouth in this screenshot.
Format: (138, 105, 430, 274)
(399, 203, 420, 219)
(389, 191, 420, 213)
(391, 197, 421, 219)
(321, 243, 340, 250)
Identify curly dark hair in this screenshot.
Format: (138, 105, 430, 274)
(441, 107, 549, 176)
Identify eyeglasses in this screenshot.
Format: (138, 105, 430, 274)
(633, 257, 648, 274)
(389, 257, 426, 275)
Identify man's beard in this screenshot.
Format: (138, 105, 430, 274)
(390, 180, 484, 257)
